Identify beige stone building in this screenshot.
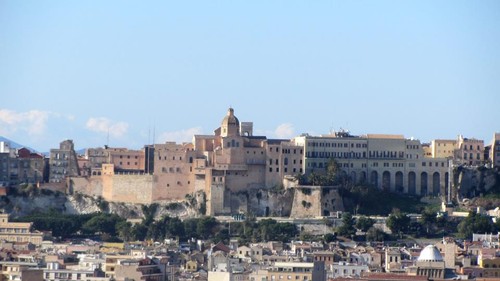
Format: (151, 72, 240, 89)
(455, 135, 484, 166)
(152, 142, 197, 201)
(49, 140, 80, 183)
(490, 133, 500, 168)
(192, 108, 303, 215)
(0, 143, 47, 187)
(431, 139, 456, 159)
(0, 214, 43, 246)
(267, 261, 326, 281)
(292, 133, 450, 196)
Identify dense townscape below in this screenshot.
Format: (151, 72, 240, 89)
(0, 108, 500, 280)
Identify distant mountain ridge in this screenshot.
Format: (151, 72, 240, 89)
(0, 136, 89, 156)
(0, 136, 40, 153)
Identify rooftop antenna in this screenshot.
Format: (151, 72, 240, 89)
(153, 120, 156, 145)
(106, 128, 110, 147)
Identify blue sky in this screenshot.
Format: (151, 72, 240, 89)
(1, 1, 499, 152)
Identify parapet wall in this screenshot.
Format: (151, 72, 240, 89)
(109, 174, 154, 204)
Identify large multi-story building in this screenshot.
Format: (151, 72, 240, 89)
(0, 142, 47, 187)
(431, 139, 456, 159)
(292, 132, 450, 196)
(85, 146, 146, 174)
(0, 213, 43, 246)
(49, 140, 80, 183)
(455, 135, 484, 166)
(16, 148, 46, 185)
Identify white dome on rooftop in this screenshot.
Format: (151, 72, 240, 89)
(417, 245, 443, 262)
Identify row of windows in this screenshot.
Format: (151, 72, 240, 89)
(227, 140, 240, 147)
(161, 167, 182, 173)
(269, 158, 303, 166)
(119, 155, 139, 159)
(269, 167, 303, 173)
(118, 162, 138, 166)
(165, 180, 190, 187)
(308, 161, 446, 169)
(422, 162, 448, 167)
(463, 153, 481, 160)
(247, 150, 265, 155)
(307, 151, 366, 159)
(282, 148, 303, 154)
(463, 144, 482, 151)
(407, 145, 420, 149)
(369, 151, 405, 158)
(308, 142, 367, 148)
(158, 155, 185, 161)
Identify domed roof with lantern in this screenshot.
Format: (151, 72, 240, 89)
(221, 107, 239, 127)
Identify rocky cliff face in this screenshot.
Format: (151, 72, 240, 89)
(453, 166, 500, 202)
(0, 190, 206, 220)
(1, 184, 346, 219)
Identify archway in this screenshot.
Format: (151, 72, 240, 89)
(371, 171, 378, 188)
(350, 171, 357, 184)
(421, 172, 428, 196)
(359, 171, 367, 184)
(395, 171, 404, 193)
(433, 172, 440, 196)
(408, 172, 416, 195)
(382, 171, 391, 191)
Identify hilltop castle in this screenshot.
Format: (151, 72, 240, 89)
(5, 108, 493, 216)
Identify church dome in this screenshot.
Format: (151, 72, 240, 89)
(417, 245, 443, 262)
(221, 107, 239, 127)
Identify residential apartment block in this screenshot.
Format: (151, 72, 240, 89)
(0, 213, 44, 246)
(49, 140, 80, 183)
(0, 142, 47, 188)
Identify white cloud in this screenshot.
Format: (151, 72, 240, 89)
(0, 109, 52, 136)
(274, 123, 295, 139)
(158, 127, 203, 143)
(254, 123, 296, 139)
(86, 117, 129, 138)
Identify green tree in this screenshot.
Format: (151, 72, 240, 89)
(196, 216, 218, 239)
(115, 221, 133, 242)
(420, 210, 437, 236)
(457, 211, 495, 239)
(183, 218, 199, 239)
(355, 216, 376, 232)
(386, 210, 410, 238)
(166, 217, 185, 239)
(325, 158, 340, 185)
(366, 227, 386, 241)
(132, 223, 148, 241)
(81, 213, 123, 236)
(337, 212, 356, 237)
(323, 233, 336, 243)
